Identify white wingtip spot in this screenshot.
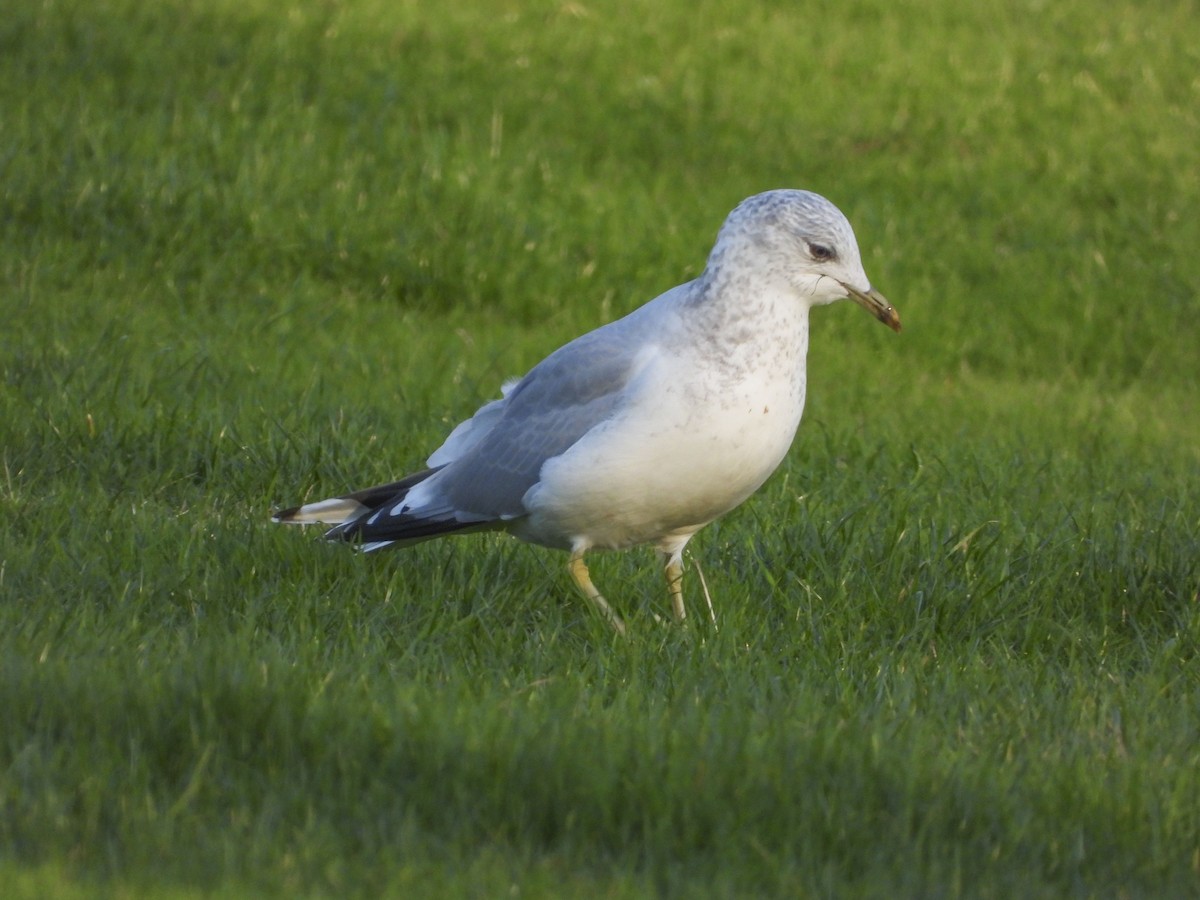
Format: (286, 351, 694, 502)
(274, 497, 369, 525)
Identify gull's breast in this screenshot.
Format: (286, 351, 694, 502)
(517, 351, 807, 552)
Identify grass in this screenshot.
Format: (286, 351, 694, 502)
(2, 0, 1199, 895)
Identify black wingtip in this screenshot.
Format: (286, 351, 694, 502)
(271, 505, 302, 523)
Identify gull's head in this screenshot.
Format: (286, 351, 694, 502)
(709, 189, 901, 332)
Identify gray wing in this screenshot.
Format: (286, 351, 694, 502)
(430, 318, 652, 519)
(426, 394, 508, 468)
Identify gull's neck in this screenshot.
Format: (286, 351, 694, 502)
(683, 255, 811, 379)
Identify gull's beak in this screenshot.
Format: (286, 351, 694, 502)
(842, 283, 901, 333)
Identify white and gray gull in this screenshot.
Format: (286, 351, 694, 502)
(273, 189, 901, 634)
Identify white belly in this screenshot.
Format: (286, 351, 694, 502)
(517, 355, 806, 552)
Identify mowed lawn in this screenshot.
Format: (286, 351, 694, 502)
(2, 0, 1198, 896)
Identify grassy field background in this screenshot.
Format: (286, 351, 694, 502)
(2, 0, 1198, 895)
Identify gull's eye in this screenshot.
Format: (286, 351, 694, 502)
(808, 242, 837, 262)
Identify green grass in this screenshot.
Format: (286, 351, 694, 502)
(2, 0, 1199, 896)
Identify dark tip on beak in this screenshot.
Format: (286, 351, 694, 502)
(843, 284, 901, 333)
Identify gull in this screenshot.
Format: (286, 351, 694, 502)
(273, 189, 900, 634)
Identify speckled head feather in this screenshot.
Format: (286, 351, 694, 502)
(699, 189, 873, 309)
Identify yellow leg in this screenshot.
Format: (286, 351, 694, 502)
(568, 551, 626, 636)
(664, 555, 686, 623)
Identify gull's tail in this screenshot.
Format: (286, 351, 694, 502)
(272, 466, 490, 551)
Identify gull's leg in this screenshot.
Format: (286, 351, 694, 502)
(568, 551, 626, 636)
(662, 551, 687, 623)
